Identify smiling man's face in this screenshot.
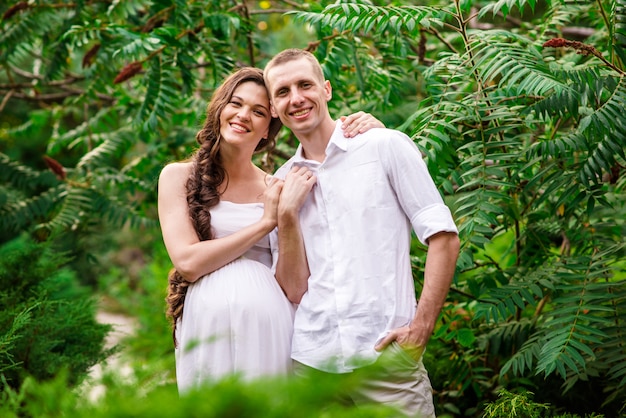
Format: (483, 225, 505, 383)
(265, 57, 332, 137)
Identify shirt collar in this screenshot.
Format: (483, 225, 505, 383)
(328, 120, 349, 153)
(292, 120, 348, 163)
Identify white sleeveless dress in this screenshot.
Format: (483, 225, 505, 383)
(175, 201, 295, 392)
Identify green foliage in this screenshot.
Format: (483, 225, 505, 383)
(0, 362, 408, 418)
(482, 388, 608, 417)
(0, 235, 112, 390)
(0, 363, 607, 418)
(2, 0, 626, 416)
(482, 389, 551, 418)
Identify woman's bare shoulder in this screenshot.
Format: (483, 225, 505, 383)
(160, 161, 193, 177)
(158, 161, 194, 190)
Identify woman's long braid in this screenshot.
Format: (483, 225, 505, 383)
(166, 136, 224, 347)
(165, 269, 188, 347)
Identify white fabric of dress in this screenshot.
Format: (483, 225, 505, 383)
(175, 201, 295, 392)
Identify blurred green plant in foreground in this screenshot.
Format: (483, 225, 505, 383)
(0, 362, 607, 418)
(0, 235, 112, 391)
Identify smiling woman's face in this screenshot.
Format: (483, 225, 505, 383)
(219, 81, 271, 152)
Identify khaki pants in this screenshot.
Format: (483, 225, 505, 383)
(294, 342, 436, 418)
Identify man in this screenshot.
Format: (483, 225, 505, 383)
(266, 49, 460, 417)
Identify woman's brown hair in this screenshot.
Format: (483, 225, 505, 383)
(165, 67, 282, 347)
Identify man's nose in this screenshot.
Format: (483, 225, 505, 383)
(290, 88, 305, 105)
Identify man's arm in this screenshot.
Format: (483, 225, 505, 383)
(409, 231, 460, 345)
(275, 166, 316, 303)
(374, 231, 459, 357)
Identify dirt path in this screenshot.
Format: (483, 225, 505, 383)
(82, 310, 137, 401)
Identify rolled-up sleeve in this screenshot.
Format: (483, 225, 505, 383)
(411, 203, 457, 245)
(380, 131, 458, 245)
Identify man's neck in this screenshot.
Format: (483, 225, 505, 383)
(297, 118, 336, 163)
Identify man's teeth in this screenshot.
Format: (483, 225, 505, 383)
(292, 109, 308, 117)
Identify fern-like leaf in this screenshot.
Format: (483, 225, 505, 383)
(0, 185, 66, 236)
(613, 0, 626, 67)
(134, 58, 179, 133)
(292, 4, 449, 36)
(479, 0, 539, 20)
(0, 153, 58, 191)
(76, 129, 135, 170)
(470, 32, 561, 96)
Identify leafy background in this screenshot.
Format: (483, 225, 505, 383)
(1, 0, 625, 417)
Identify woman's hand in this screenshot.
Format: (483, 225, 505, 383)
(261, 177, 284, 229)
(340, 111, 385, 138)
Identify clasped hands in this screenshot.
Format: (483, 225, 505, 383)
(261, 166, 316, 227)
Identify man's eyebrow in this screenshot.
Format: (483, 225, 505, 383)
(271, 78, 308, 94)
(271, 84, 286, 94)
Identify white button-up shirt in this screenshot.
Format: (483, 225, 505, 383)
(272, 121, 458, 373)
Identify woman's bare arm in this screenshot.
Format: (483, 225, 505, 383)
(158, 162, 281, 282)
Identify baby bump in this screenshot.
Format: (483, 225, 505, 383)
(185, 258, 293, 319)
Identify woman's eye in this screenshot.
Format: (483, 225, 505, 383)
(254, 110, 266, 117)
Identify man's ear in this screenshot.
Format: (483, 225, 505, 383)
(270, 103, 278, 118)
(324, 80, 332, 101)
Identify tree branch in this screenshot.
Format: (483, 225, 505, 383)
(0, 90, 15, 113)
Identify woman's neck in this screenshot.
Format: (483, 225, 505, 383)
(219, 158, 266, 203)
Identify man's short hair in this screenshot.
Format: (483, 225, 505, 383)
(264, 48, 325, 84)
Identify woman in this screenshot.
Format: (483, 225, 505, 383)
(158, 67, 382, 391)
